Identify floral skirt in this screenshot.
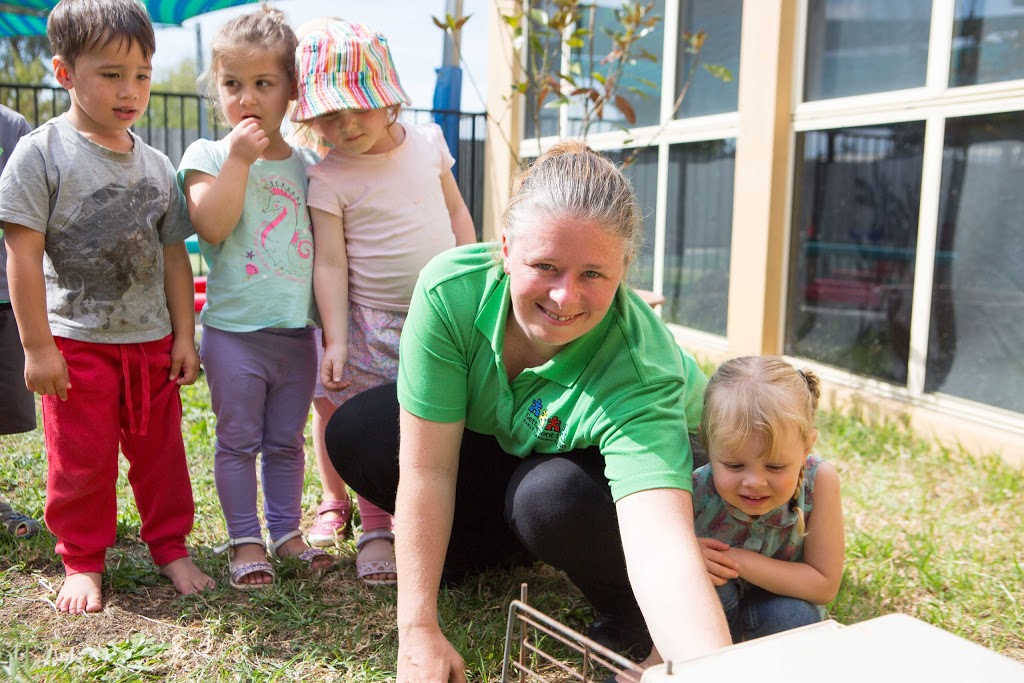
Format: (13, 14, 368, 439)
(315, 303, 406, 407)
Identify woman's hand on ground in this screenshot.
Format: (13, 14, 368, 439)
(397, 625, 466, 683)
(698, 537, 739, 586)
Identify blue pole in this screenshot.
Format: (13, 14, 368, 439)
(432, 65, 463, 176)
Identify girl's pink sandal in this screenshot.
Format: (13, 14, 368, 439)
(308, 499, 352, 547)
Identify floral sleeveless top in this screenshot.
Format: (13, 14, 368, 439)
(693, 454, 826, 613)
(692, 455, 823, 563)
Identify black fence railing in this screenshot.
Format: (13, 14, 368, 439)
(1, 82, 487, 233)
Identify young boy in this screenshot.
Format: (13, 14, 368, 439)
(0, 0, 214, 614)
(0, 103, 42, 541)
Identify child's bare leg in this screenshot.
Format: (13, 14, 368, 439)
(313, 397, 348, 517)
(159, 556, 215, 594)
(55, 572, 103, 614)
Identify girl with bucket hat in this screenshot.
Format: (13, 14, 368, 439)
(292, 20, 476, 587)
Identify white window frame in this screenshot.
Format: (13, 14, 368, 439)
(788, 0, 1024, 433)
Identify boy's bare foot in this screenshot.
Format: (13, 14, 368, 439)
(159, 556, 216, 594)
(55, 572, 103, 614)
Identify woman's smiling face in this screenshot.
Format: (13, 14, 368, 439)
(501, 214, 627, 364)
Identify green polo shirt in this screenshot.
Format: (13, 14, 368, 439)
(398, 244, 706, 502)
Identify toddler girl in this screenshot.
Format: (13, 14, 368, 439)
(292, 20, 475, 586)
(693, 355, 845, 642)
(178, 6, 331, 589)
(639, 356, 843, 672)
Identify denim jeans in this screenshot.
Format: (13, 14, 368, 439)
(717, 579, 823, 643)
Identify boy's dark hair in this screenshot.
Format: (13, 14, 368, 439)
(47, 0, 156, 66)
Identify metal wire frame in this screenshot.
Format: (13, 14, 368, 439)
(501, 584, 645, 683)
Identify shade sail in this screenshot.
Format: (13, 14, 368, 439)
(0, 1, 258, 37)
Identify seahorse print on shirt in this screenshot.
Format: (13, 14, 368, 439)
(247, 174, 314, 282)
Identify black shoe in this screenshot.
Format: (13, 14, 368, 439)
(587, 614, 653, 661)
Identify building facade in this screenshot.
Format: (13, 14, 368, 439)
(483, 0, 1024, 463)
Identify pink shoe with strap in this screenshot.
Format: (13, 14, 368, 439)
(308, 499, 352, 547)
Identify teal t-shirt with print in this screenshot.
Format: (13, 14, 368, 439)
(397, 243, 706, 502)
(177, 139, 319, 331)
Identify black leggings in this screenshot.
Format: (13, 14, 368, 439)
(325, 382, 644, 625)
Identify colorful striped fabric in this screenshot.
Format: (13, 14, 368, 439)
(291, 21, 410, 123)
(0, 0, 258, 37)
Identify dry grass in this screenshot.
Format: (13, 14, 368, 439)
(0, 378, 1021, 681)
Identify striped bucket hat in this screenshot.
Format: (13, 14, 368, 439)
(292, 21, 411, 122)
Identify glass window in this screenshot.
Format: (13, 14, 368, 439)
(926, 110, 1024, 413)
(569, 0, 665, 135)
(785, 123, 925, 384)
(949, 0, 1024, 87)
(674, 0, 743, 118)
(803, 0, 932, 101)
(604, 147, 659, 291)
(663, 139, 735, 336)
(523, 0, 562, 139)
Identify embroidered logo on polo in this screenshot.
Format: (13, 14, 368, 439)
(523, 398, 568, 449)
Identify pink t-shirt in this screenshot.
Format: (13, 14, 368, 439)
(306, 123, 456, 312)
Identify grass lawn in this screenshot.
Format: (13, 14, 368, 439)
(0, 376, 1021, 681)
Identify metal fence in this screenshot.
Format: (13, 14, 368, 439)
(0, 82, 487, 232)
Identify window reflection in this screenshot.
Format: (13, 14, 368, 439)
(950, 0, 1024, 87)
(804, 0, 931, 101)
(786, 123, 925, 384)
(927, 111, 1024, 412)
(569, 0, 666, 135)
(663, 139, 735, 335)
(523, 0, 562, 139)
(675, 0, 742, 118)
(605, 147, 659, 291)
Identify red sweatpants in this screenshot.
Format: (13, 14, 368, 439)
(42, 335, 195, 575)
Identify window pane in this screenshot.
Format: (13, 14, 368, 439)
(663, 139, 735, 335)
(604, 147, 659, 291)
(523, 0, 562, 139)
(926, 111, 1024, 413)
(569, 0, 665, 135)
(803, 0, 932, 101)
(786, 123, 925, 384)
(674, 0, 742, 118)
(949, 0, 1024, 87)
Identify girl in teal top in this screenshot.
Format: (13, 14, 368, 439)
(178, 7, 330, 590)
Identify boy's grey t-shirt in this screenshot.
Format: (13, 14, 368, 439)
(0, 104, 33, 303)
(0, 115, 193, 343)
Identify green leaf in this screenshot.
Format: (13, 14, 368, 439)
(591, 72, 607, 85)
(543, 95, 570, 109)
(527, 8, 549, 26)
(703, 63, 734, 82)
